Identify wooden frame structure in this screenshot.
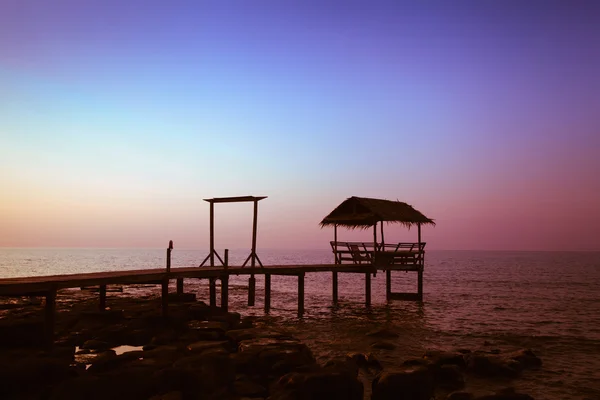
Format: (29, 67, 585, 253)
(198, 195, 267, 306)
(321, 196, 435, 302)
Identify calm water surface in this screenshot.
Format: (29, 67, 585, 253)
(1, 248, 599, 399)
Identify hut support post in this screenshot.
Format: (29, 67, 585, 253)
(380, 222, 385, 250)
(332, 272, 338, 304)
(99, 284, 107, 311)
(298, 272, 305, 318)
(365, 272, 371, 307)
(44, 287, 56, 348)
(332, 224, 338, 304)
(373, 223, 377, 259)
(221, 249, 229, 311)
(386, 270, 391, 302)
(265, 274, 271, 313)
(417, 223, 423, 300)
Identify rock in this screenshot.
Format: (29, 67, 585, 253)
(172, 348, 235, 393)
(447, 391, 474, 400)
(365, 328, 399, 339)
(324, 358, 359, 377)
(234, 376, 268, 397)
(148, 391, 183, 400)
(237, 337, 315, 377)
(370, 341, 396, 350)
(435, 364, 465, 390)
(346, 352, 368, 368)
(507, 349, 542, 369)
(87, 350, 144, 373)
(187, 340, 231, 354)
(402, 358, 432, 368)
(167, 292, 196, 302)
(153, 367, 205, 398)
(371, 366, 434, 400)
(271, 369, 363, 400)
(474, 393, 534, 400)
(81, 339, 112, 352)
(0, 356, 77, 398)
(210, 312, 242, 329)
(423, 350, 467, 368)
(466, 352, 521, 378)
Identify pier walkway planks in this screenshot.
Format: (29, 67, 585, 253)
(0, 264, 421, 347)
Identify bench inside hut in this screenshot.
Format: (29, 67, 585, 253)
(321, 196, 434, 268)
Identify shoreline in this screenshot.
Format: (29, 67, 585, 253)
(0, 287, 542, 400)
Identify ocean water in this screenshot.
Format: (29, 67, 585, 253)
(1, 248, 599, 399)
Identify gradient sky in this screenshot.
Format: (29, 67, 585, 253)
(1, 0, 599, 251)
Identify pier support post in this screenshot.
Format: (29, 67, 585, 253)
(417, 269, 423, 301)
(386, 270, 391, 302)
(298, 273, 305, 318)
(332, 271, 338, 304)
(176, 278, 184, 295)
(44, 287, 56, 348)
(209, 278, 217, 307)
(365, 272, 371, 307)
(221, 275, 229, 311)
(161, 278, 169, 317)
(265, 274, 271, 313)
(99, 284, 107, 311)
(248, 275, 256, 306)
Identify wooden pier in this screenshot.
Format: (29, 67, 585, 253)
(0, 195, 434, 347)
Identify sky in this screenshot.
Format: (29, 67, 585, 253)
(1, 0, 599, 251)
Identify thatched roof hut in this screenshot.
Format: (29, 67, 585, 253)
(320, 196, 435, 229)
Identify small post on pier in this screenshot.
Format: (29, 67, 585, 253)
(265, 274, 271, 313)
(99, 284, 107, 311)
(365, 272, 371, 307)
(44, 286, 56, 348)
(298, 272, 305, 318)
(221, 249, 229, 311)
(248, 199, 258, 306)
(166, 240, 173, 272)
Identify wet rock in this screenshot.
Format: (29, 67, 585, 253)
(167, 292, 196, 302)
(474, 393, 534, 400)
(423, 350, 467, 368)
(325, 358, 359, 378)
(0, 320, 46, 347)
(365, 328, 399, 339)
(271, 369, 363, 400)
(172, 348, 236, 393)
(0, 356, 77, 398)
(234, 376, 268, 397)
(143, 345, 184, 362)
(187, 340, 231, 354)
(87, 350, 144, 373)
(79, 309, 125, 323)
(402, 358, 432, 368)
(447, 391, 474, 400)
(466, 352, 521, 378)
(210, 311, 242, 329)
(507, 349, 542, 369)
(371, 366, 434, 400)
(81, 339, 111, 352)
(370, 341, 396, 350)
(153, 367, 205, 397)
(346, 352, 368, 368)
(435, 364, 465, 390)
(148, 391, 183, 400)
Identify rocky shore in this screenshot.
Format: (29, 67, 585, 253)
(0, 291, 542, 400)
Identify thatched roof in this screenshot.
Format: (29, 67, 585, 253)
(320, 196, 435, 229)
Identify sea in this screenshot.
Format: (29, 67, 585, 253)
(1, 248, 599, 399)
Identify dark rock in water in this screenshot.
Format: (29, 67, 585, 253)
(435, 364, 465, 391)
(271, 369, 363, 400)
(403, 358, 433, 368)
(0, 320, 45, 348)
(507, 349, 542, 369)
(423, 350, 467, 368)
(234, 376, 268, 397)
(447, 391, 474, 400)
(365, 353, 383, 371)
(172, 348, 236, 393)
(0, 356, 78, 398)
(346, 352, 368, 368)
(167, 292, 196, 303)
(210, 311, 242, 329)
(474, 393, 534, 400)
(325, 357, 360, 377)
(50, 366, 159, 400)
(371, 366, 434, 400)
(187, 340, 231, 354)
(87, 350, 144, 373)
(148, 391, 183, 400)
(370, 341, 396, 350)
(365, 328, 399, 339)
(153, 367, 206, 398)
(188, 302, 226, 320)
(466, 352, 521, 378)
(235, 337, 315, 378)
(79, 309, 125, 323)
(81, 339, 111, 352)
